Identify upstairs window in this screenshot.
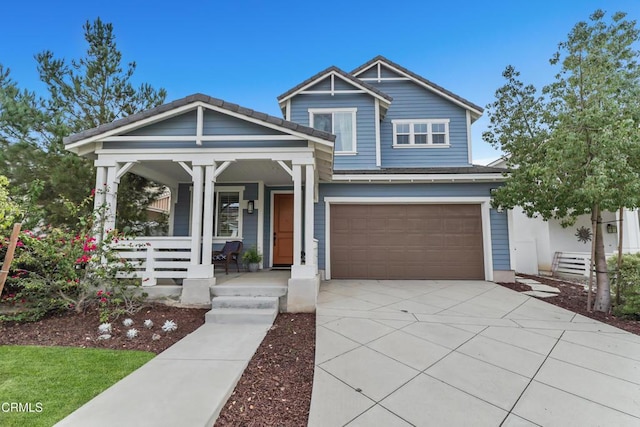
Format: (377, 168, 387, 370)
(309, 108, 357, 154)
(392, 119, 450, 147)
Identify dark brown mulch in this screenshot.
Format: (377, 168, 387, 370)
(0, 304, 208, 354)
(498, 274, 640, 335)
(214, 313, 316, 427)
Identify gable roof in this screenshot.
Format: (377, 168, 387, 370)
(351, 55, 484, 119)
(64, 93, 336, 150)
(277, 65, 393, 106)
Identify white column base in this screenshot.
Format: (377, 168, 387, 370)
(181, 277, 215, 307)
(291, 264, 316, 279)
(286, 275, 320, 313)
(141, 273, 157, 287)
(187, 264, 215, 279)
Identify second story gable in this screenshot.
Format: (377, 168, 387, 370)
(279, 56, 484, 171)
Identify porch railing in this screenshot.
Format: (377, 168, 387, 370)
(114, 237, 191, 286)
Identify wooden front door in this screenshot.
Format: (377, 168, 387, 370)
(273, 193, 294, 265)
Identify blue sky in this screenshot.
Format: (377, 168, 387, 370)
(3, 0, 640, 164)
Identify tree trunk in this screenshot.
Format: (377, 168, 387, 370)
(588, 209, 597, 312)
(593, 209, 611, 312)
(616, 207, 623, 306)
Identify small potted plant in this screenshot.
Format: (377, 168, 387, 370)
(242, 246, 263, 272)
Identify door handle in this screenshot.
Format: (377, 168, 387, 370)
(273, 232, 277, 245)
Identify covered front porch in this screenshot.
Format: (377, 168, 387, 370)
(64, 94, 335, 311)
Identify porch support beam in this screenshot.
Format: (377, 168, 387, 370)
(104, 165, 119, 232)
(292, 164, 302, 267)
(115, 161, 137, 181)
(213, 161, 232, 178)
(277, 160, 293, 177)
(177, 161, 193, 177)
(304, 163, 316, 273)
(190, 165, 204, 266)
(201, 164, 216, 265)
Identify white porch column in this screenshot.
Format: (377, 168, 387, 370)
(104, 165, 119, 232)
(189, 165, 204, 267)
(292, 163, 302, 267)
(288, 160, 319, 312)
(304, 163, 316, 272)
(201, 164, 216, 265)
(93, 166, 107, 212)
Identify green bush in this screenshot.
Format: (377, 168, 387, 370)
(607, 253, 640, 318)
(2, 191, 145, 322)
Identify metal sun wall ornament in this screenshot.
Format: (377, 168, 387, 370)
(575, 226, 592, 243)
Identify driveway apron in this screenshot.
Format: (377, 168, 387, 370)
(309, 280, 640, 427)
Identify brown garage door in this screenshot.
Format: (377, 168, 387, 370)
(330, 204, 484, 280)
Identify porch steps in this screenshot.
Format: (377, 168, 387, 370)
(211, 284, 288, 298)
(205, 296, 279, 324)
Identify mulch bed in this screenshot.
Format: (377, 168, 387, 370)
(214, 313, 316, 427)
(0, 304, 208, 354)
(498, 274, 640, 335)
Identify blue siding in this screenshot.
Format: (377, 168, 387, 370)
(290, 93, 377, 170)
(174, 184, 191, 236)
(202, 110, 284, 136)
(314, 183, 510, 273)
(173, 183, 260, 261)
(126, 111, 196, 136)
(371, 80, 470, 168)
(490, 209, 511, 271)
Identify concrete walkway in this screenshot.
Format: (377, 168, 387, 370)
(55, 323, 270, 427)
(310, 280, 640, 426)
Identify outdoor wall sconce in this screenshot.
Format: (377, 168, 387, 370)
(607, 224, 617, 234)
(247, 200, 254, 214)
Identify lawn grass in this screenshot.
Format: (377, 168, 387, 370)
(0, 346, 154, 427)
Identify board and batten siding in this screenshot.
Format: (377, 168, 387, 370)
(372, 79, 471, 168)
(315, 183, 510, 273)
(290, 93, 377, 170)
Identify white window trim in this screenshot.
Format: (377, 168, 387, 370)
(308, 108, 357, 155)
(214, 186, 245, 240)
(392, 119, 450, 148)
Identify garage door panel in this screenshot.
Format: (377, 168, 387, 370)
(331, 204, 484, 280)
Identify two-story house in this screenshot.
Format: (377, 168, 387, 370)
(63, 56, 513, 312)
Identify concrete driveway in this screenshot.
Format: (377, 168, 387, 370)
(309, 280, 640, 426)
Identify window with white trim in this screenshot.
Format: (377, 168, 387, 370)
(392, 119, 450, 147)
(309, 108, 357, 154)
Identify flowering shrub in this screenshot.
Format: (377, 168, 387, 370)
(4, 191, 146, 321)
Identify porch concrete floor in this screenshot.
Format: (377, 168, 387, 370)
(213, 269, 290, 286)
(310, 280, 640, 427)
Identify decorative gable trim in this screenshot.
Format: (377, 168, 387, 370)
(352, 56, 484, 120)
(64, 94, 336, 153)
(277, 66, 392, 109)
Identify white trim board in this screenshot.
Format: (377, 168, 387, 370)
(331, 173, 505, 183)
(323, 196, 494, 282)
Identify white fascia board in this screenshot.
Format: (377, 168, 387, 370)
(331, 173, 506, 183)
(353, 60, 483, 118)
(65, 103, 200, 151)
(466, 110, 473, 164)
(67, 100, 334, 152)
(278, 71, 391, 107)
(102, 135, 305, 142)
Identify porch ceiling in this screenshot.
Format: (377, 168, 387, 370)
(129, 159, 307, 187)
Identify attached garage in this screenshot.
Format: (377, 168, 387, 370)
(329, 204, 485, 280)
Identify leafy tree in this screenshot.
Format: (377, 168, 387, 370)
(484, 10, 640, 312)
(0, 18, 167, 229)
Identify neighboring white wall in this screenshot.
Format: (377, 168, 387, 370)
(511, 209, 551, 274)
(548, 211, 618, 256)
